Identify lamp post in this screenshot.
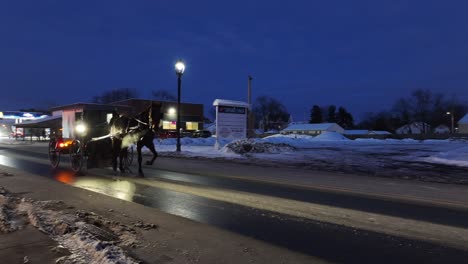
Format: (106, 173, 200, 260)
(175, 60, 185, 152)
(446, 111, 455, 134)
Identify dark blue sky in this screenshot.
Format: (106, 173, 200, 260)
(1, 0, 468, 121)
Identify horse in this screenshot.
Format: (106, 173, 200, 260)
(109, 104, 162, 177)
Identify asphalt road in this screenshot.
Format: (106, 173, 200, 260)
(1, 141, 468, 263)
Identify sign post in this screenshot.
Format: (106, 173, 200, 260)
(213, 99, 250, 149)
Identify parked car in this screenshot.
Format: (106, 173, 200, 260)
(9, 131, 24, 139)
(191, 130, 212, 138)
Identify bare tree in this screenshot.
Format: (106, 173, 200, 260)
(410, 89, 432, 130)
(152, 89, 177, 101)
(253, 96, 289, 130)
(92, 88, 138, 104)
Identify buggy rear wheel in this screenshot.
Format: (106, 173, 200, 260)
(70, 139, 83, 173)
(48, 139, 60, 168)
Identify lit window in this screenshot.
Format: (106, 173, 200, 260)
(186, 122, 199, 130)
(162, 121, 176, 130)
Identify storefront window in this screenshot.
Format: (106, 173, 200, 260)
(162, 121, 177, 130)
(186, 122, 199, 130)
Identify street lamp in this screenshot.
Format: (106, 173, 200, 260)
(175, 60, 185, 152)
(446, 111, 455, 134)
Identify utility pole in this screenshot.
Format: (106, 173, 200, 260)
(247, 75, 253, 137)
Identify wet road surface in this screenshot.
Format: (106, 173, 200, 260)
(1, 143, 468, 263)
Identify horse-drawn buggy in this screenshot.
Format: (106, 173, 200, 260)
(48, 102, 161, 176)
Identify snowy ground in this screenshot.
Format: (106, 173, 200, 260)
(0, 186, 157, 264)
(149, 133, 468, 184)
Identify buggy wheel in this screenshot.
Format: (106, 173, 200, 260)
(70, 139, 83, 173)
(48, 139, 60, 168)
(126, 145, 134, 166)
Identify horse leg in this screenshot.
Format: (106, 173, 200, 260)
(111, 139, 119, 172)
(145, 143, 158, 165)
(119, 148, 126, 172)
(137, 142, 144, 177)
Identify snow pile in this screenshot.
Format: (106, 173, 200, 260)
(422, 146, 468, 167)
(155, 137, 232, 146)
(0, 188, 145, 264)
(222, 139, 295, 154)
(262, 134, 313, 144)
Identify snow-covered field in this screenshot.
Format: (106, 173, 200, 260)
(150, 132, 468, 184)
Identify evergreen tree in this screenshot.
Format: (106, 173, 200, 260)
(336, 106, 354, 128)
(327, 105, 336, 123)
(309, 105, 323, 123)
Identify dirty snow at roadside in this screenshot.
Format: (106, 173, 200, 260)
(0, 187, 150, 264)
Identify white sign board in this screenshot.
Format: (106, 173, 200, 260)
(213, 99, 249, 149)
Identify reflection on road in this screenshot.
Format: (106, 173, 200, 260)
(0, 154, 16, 167)
(55, 172, 137, 202)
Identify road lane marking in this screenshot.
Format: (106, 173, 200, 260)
(116, 176, 468, 251)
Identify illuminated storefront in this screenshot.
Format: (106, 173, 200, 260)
(0, 111, 49, 136)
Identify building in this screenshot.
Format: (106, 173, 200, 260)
(0, 110, 49, 137)
(112, 99, 204, 132)
(396, 122, 431, 134)
(14, 99, 205, 137)
(458, 114, 468, 133)
(369, 130, 392, 135)
(344, 130, 392, 136)
(281, 123, 345, 135)
(433, 124, 450, 134)
(344, 130, 369, 136)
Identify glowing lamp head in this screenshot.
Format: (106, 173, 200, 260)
(75, 123, 87, 134)
(446, 112, 451, 115)
(168, 108, 176, 115)
(175, 60, 185, 76)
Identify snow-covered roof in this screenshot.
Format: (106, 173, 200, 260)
(14, 115, 61, 128)
(434, 124, 449, 129)
(458, 114, 468, 124)
(396, 122, 430, 134)
(282, 123, 340, 131)
(213, 99, 250, 108)
(344, 130, 369, 135)
(369, 130, 392, 135)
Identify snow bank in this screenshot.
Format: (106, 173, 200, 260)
(222, 139, 295, 154)
(0, 188, 143, 264)
(311, 132, 350, 141)
(154, 137, 232, 146)
(422, 146, 468, 167)
(261, 134, 314, 146)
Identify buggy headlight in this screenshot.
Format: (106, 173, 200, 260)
(75, 123, 87, 134)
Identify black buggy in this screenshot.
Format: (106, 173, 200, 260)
(48, 103, 134, 174)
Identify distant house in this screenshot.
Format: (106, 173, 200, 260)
(433, 124, 450, 134)
(281, 123, 345, 135)
(396, 122, 431, 135)
(344, 130, 369, 136)
(458, 114, 468, 133)
(369, 130, 392, 135)
(344, 130, 392, 136)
